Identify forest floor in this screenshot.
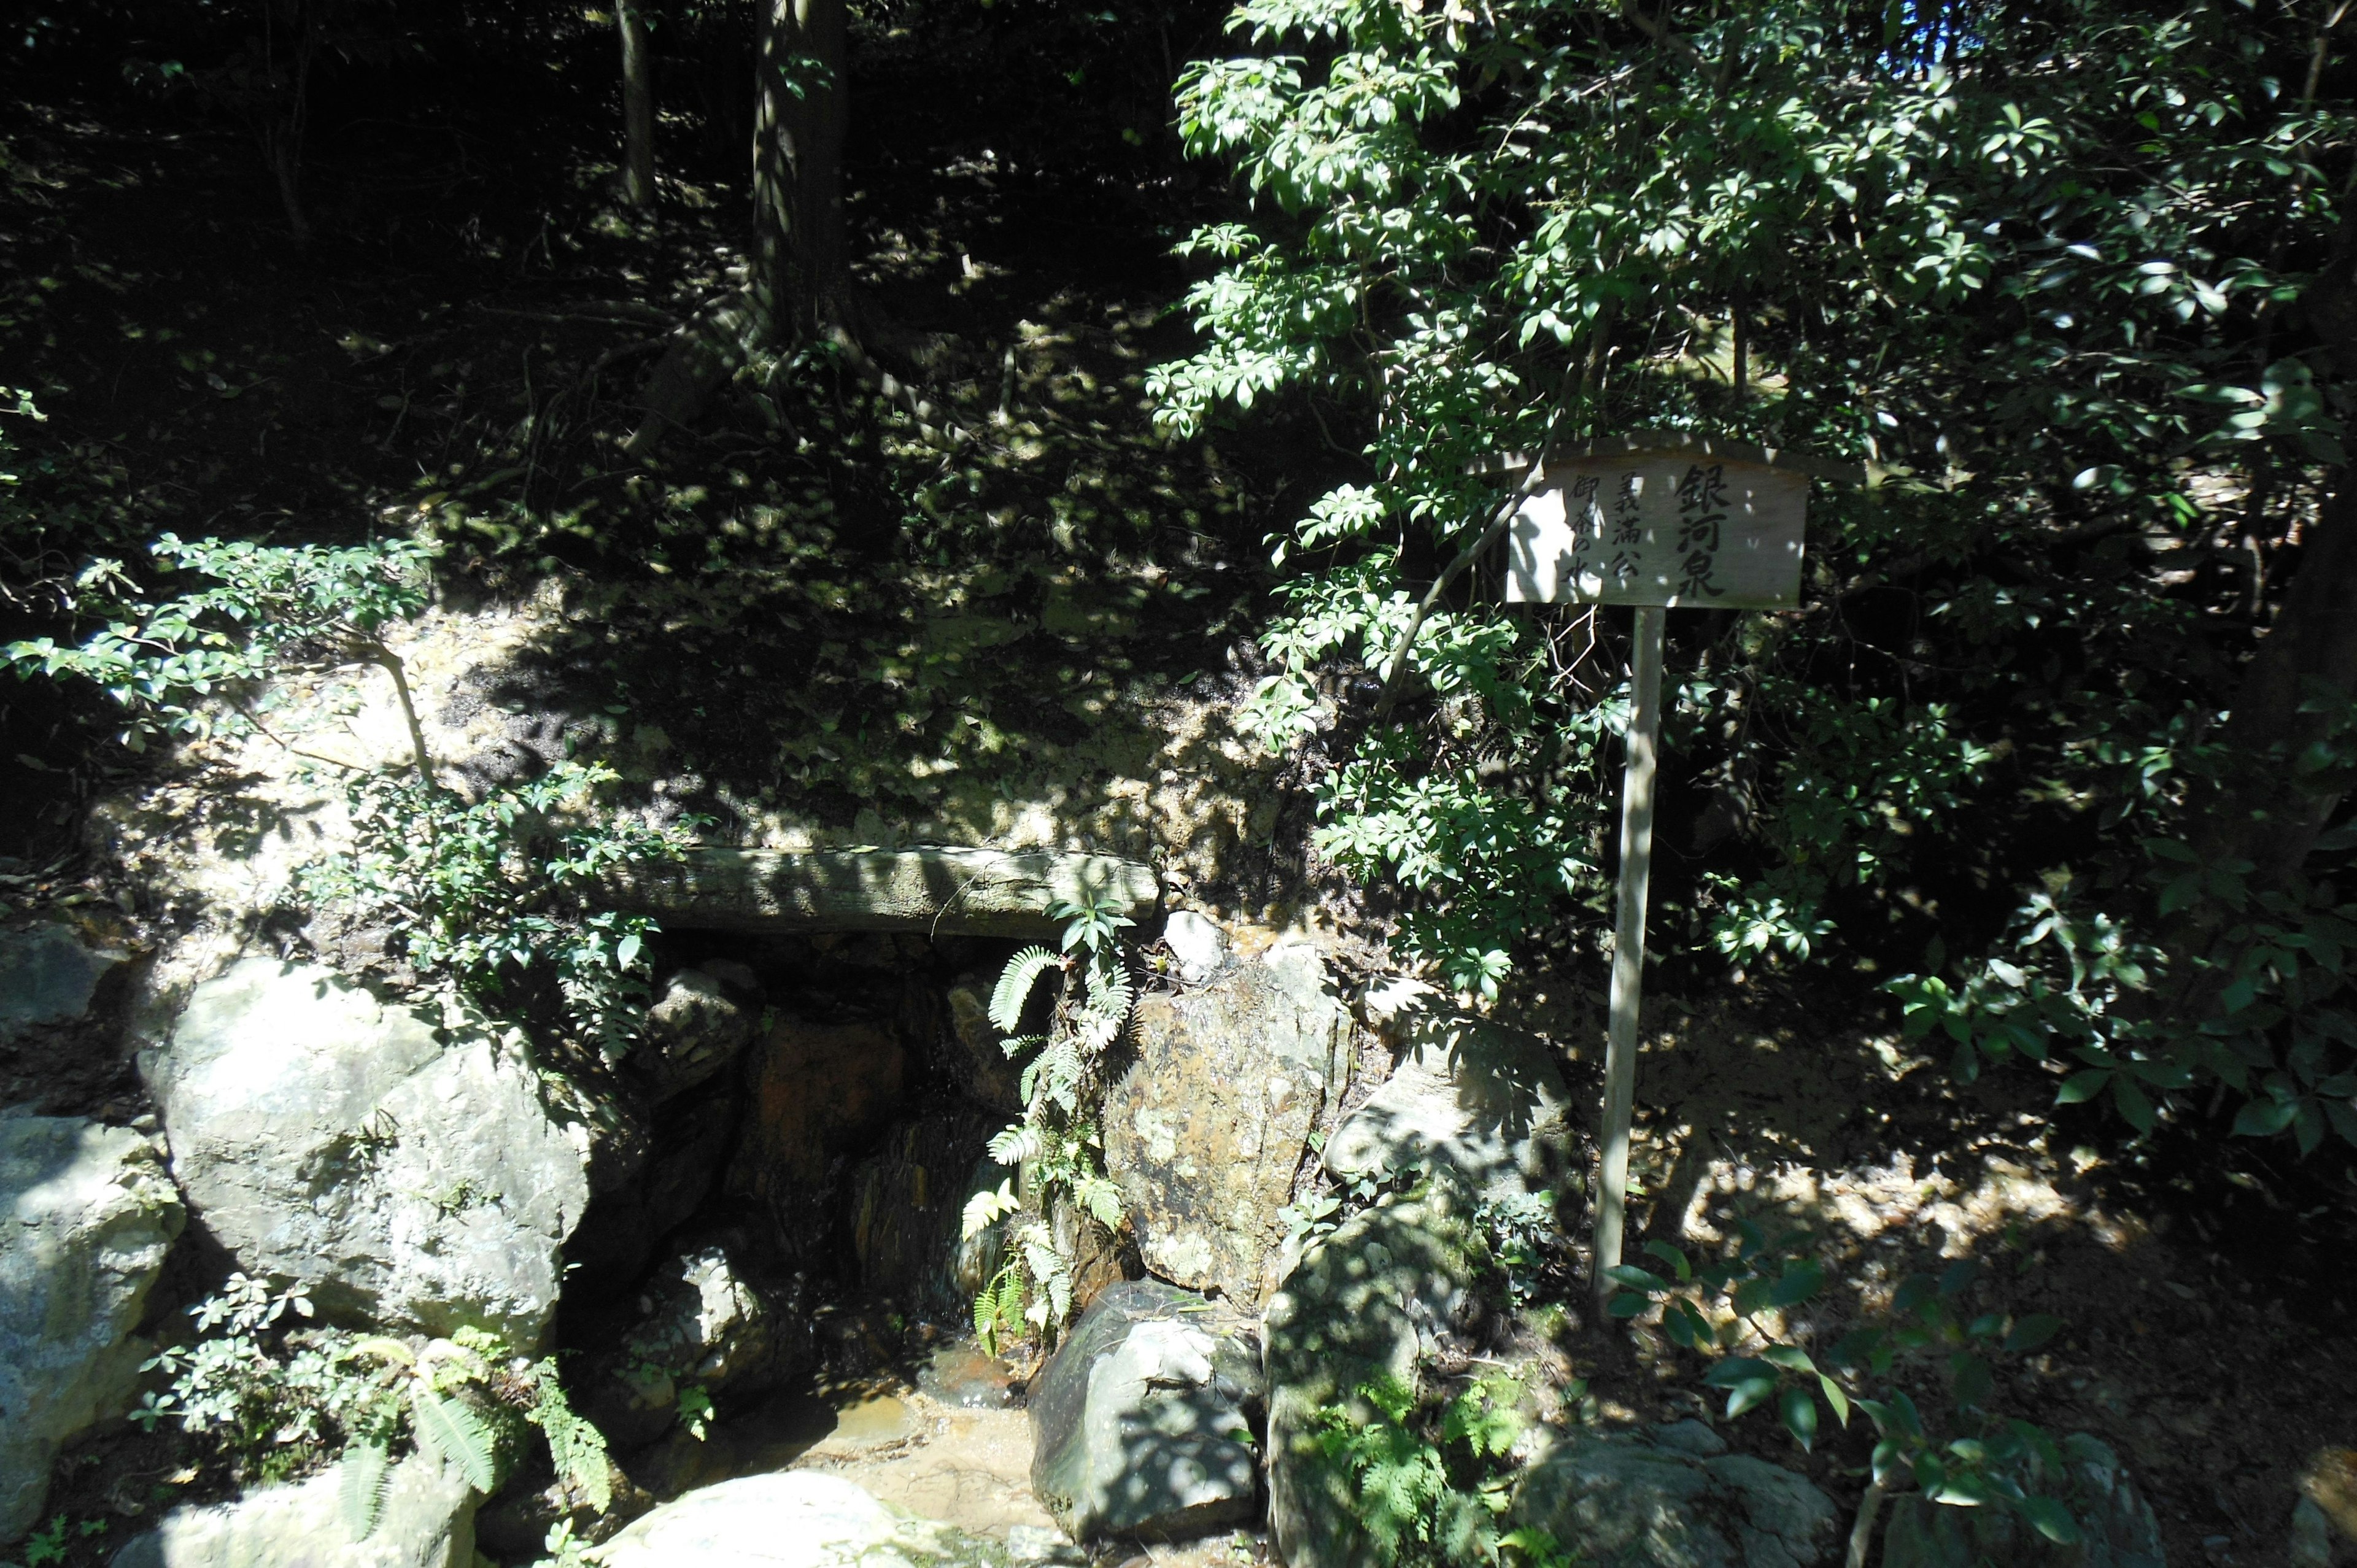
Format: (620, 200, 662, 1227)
(2, 33, 2353, 1568)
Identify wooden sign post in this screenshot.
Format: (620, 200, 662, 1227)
(1493, 432, 1860, 1313)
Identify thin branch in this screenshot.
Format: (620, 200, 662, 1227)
(1371, 414, 1571, 720)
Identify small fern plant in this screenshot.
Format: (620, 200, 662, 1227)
(961, 891, 1136, 1349)
(336, 1330, 612, 1538)
(1313, 1372, 1564, 1568)
(134, 1276, 612, 1539)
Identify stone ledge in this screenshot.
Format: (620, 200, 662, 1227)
(602, 847, 1161, 939)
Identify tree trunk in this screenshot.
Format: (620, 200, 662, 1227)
(617, 0, 657, 207)
(752, 0, 850, 341)
(2195, 478, 2357, 898)
(624, 0, 848, 453)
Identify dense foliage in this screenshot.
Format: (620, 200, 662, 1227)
(1154, 0, 2357, 1159)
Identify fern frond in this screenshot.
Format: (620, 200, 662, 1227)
(350, 1335, 418, 1368)
(989, 947, 1059, 1033)
(1074, 1172, 1126, 1228)
(986, 1125, 1044, 1165)
(530, 1363, 614, 1514)
(411, 1389, 498, 1493)
(336, 1442, 392, 1540)
(1083, 961, 1133, 1024)
(961, 1178, 1022, 1240)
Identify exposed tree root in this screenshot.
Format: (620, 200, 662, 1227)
(622, 292, 977, 457)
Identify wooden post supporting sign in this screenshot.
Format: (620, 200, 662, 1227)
(1492, 431, 1862, 1313)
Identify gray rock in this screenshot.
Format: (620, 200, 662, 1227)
(1325, 1013, 1574, 1201)
(1879, 1434, 2165, 1568)
(143, 959, 592, 1350)
(1, 1116, 185, 1543)
(1104, 943, 1352, 1303)
(1029, 1280, 1263, 1542)
(2292, 1499, 2334, 1568)
(1509, 1425, 1840, 1568)
(1161, 911, 1229, 985)
(1265, 1183, 1480, 1568)
(109, 1448, 476, 1568)
(594, 1472, 1004, 1568)
(0, 923, 124, 1041)
(588, 1242, 811, 1450)
(1006, 1523, 1089, 1567)
(638, 968, 757, 1101)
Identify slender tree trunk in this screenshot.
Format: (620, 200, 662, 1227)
(618, 0, 657, 207)
(752, 0, 850, 341)
(627, 0, 878, 454)
(2194, 478, 2357, 898)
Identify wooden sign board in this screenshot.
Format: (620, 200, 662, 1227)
(1504, 457, 1809, 609)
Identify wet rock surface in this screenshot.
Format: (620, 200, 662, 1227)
(851, 1108, 1011, 1316)
(1029, 1280, 1263, 1543)
(0, 1114, 185, 1542)
(142, 958, 591, 1350)
(727, 1013, 908, 1249)
(1103, 944, 1352, 1303)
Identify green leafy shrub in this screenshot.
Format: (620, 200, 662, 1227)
(298, 760, 695, 1060)
(1607, 1225, 2080, 1554)
(133, 1275, 611, 1535)
(960, 890, 1136, 1347)
(1148, 0, 2357, 1157)
(2, 533, 436, 773)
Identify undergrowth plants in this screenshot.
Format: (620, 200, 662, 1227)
(132, 1274, 611, 1538)
(0, 527, 697, 1061)
(962, 890, 1136, 1353)
(1606, 1222, 2080, 1562)
(3, 533, 438, 776)
(1315, 1373, 1572, 1568)
(298, 760, 695, 1062)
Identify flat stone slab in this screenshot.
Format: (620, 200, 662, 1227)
(602, 848, 1160, 939)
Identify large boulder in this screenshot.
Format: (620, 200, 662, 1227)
(1029, 1280, 1263, 1542)
(142, 959, 592, 1350)
(1103, 943, 1352, 1303)
(0, 923, 124, 1042)
(593, 1472, 1003, 1568)
(1508, 1419, 1840, 1568)
(109, 1449, 475, 1568)
(1264, 1182, 1481, 1568)
(1, 1115, 185, 1543)
(1326, 1013, 1576, 1201)
(1879, 1433, 2165, 1568)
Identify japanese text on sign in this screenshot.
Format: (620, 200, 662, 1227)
(1504, 457, 1808, 608)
